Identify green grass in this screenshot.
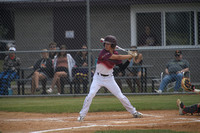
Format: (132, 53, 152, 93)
(95, 129, 188, 133)
(0, 94, 199, 113)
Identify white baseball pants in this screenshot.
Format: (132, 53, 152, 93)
(79, 72, 137, 117)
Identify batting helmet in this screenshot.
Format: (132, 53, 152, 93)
(104, 35, 117, 48)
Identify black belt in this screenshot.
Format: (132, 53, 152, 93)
(97, 72, 109, 77)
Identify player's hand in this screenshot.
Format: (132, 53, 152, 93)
(128, 50, 138, 57)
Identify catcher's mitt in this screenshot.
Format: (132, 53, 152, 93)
(181, 78, 194, 92)
(128, 50, 138, 57)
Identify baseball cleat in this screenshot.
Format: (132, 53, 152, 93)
(133, 111, 143, 118)
(155, 89, 162, 94)
(176, 99, 184, 115)
(77, 116, 85, 122)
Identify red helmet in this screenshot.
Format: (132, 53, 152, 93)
(104, 35, 117, 48)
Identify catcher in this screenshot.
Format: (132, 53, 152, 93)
(177, 78, 200, 115)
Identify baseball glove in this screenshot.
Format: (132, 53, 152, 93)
(181, 78, 194, 92)
(128, 50, 138, 57)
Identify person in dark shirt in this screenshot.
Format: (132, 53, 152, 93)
(138, 25, 159, 46)
(155, 50, 189, 93)
(74, 45, 94, 94)
(31, 49, 53, 94)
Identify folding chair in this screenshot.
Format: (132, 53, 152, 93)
(152, 71, 190, 92)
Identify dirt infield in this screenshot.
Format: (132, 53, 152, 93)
(0, 110, 200, 133)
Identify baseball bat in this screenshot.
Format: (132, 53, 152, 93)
(100, 38, 137, 56)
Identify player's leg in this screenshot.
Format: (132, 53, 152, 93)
(78, 78, 101, 121)
(183, 103, 200, 115)
(105, 77, 142, 117)
(177, 99, 200, 115)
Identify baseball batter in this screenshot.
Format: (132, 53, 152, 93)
(77, 35, 143, 122)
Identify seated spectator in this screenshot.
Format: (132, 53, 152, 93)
(126, 46, 143, 93)
(48, 42, 57, 59)
(0, 47, 21, 95)
(31, 49, 53, 94)
(138, 25, 159, 46)
(155, 50, 189, 93)
(47, 45, 75, 95)
(73, 45, 94, 94)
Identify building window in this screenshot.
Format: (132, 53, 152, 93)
(136, 12, 161, 46)
(131, 5, 200, 47)
(166, 11, 194, 46)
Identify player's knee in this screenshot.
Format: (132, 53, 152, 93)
(87, 91, 96, 98)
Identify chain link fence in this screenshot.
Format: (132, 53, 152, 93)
(0, 0, 200, 95)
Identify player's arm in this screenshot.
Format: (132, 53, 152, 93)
(109, 54, 132, 60)
(117, 60, 130, 71)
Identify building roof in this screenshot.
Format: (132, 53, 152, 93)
(0, 0, 199, 9)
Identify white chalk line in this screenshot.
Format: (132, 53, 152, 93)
(1, 117, 72, 122)
(30, 120, 200, 133)
(2, 113, 163, 122)
(29, 113, 200, 133)
(30, 125, 109, 133)
(30, 123, 161, 133)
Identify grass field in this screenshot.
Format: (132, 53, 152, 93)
(0, 94, 199, 113)
(0, 94, 199, 133)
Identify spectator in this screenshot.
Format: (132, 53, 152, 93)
(126, 46, 143, 93)
(48, 42, 57, 59)
(0, 47, 21, 95)
(113, 67, 125, 91)
(155, 50, 189, 93)
(73, 45, 94, 94)
(138, 25, 159, 46)
(47, 45, 75, 95)
(31, 49, 53, 94)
